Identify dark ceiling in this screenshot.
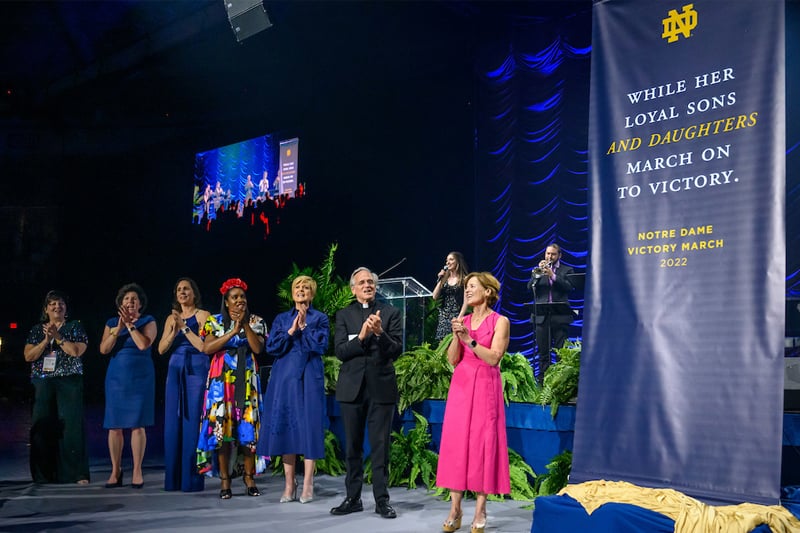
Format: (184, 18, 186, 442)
(2, 1, 596, 323)
(1, 1, 575, 160)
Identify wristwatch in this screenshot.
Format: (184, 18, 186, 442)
(470, 339, 478, 348)
(181, 326, 191, 335)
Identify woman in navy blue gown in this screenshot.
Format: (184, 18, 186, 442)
(157, 277, 210, 492)
(99, 283, 156, 489)
(257, 275, 329, 503)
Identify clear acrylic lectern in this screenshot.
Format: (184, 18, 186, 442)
(376, 276, 432, 352)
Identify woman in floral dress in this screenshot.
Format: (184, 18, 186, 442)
(197, 278, 267, 499)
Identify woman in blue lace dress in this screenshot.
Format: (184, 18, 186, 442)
(197, 278, 266, 499)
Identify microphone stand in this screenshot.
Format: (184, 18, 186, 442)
(530, 271, 542, 379)
(378, 257, 406, 278)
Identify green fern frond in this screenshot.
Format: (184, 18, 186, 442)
(507, 447, 537, 501)
(501, 353, 538, 404)
(539, 341, 581, 417)
(535, 449, 572, 497)
(315, 430, 346, 476)
(395, 345, 453, 413)
(380, 410, 440, 490)
(322, 355, 341, 395)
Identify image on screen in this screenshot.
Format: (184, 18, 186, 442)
(192, 133, 301, 234)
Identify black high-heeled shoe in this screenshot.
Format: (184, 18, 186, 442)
(243, 473, 261, 497)
(104, 469, 123, 489)
(219, 476, 232, 499)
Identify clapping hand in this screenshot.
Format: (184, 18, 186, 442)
(229, 302, 248, 332)
(451, 316, 469, 341)
(118, 306, 136, 329)
(360, 310, 383, 338)
(170, 310, 186, 333)
(290, 303, 308, 333)
(44, 322, 59, 342)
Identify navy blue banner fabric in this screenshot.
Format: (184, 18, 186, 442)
(572, 0, 785, 504)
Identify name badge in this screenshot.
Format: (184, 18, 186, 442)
(43, 352, 57, 373)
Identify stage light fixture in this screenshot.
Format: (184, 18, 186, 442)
(224, 0, 273, 43)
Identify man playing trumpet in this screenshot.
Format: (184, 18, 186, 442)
(527, 243, 575, 381)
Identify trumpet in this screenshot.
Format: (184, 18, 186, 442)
(532, 261, 552, 279)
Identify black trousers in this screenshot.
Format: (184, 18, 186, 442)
(339, 390, 395, 503)
(30, 375, 90, 483)
(535, 317, 570, 379)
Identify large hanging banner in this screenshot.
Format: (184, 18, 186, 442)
(572, 0, 785, 504)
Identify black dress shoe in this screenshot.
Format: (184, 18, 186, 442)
(330, 497, 363, 515)
(375, 500, 397, 519)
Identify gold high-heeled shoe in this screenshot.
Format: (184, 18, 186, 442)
(442, 511, 462, 532)
(470, 514, 486, 533)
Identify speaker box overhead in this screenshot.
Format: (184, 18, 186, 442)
(224, 0, 272, 42)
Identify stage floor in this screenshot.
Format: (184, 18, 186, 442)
(0, 471, 536, 533)
(0, 402, 535, 533)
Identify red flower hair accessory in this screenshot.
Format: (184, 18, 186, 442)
(219, 278, 248, 295)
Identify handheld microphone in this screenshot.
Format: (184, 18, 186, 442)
(437, 265, 449, 280)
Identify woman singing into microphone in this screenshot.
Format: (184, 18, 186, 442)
(432, 252, 469, 342)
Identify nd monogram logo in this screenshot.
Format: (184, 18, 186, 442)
(661, 3, 698, 43)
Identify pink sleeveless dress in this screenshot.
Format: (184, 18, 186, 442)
(435, 311, 510, 494)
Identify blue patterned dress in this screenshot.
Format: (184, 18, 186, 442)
(196, 313, 267, 475)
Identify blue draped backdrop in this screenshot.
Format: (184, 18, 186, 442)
(474, 7, 593, 361)
(473, 1, 800, 371)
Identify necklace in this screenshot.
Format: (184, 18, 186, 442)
(181, 308, 198, 319)
(469, 309, 492, 330)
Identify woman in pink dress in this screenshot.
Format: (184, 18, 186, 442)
(436, 272, 510, 533)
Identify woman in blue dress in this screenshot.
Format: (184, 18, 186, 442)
(257, 275, 329, 503)
(157, 277, 210, 492)
(197, 277, 266, 499)
(99, 283, 156, 489)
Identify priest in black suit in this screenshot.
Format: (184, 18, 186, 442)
(527, 243, 575, 381)
(330, 267, 402, 519)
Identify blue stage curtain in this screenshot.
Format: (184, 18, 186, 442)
(473, 7, 592, 358)
(788, 1, 800, 298)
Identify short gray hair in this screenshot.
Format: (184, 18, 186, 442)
(349, 267, 379, 288)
